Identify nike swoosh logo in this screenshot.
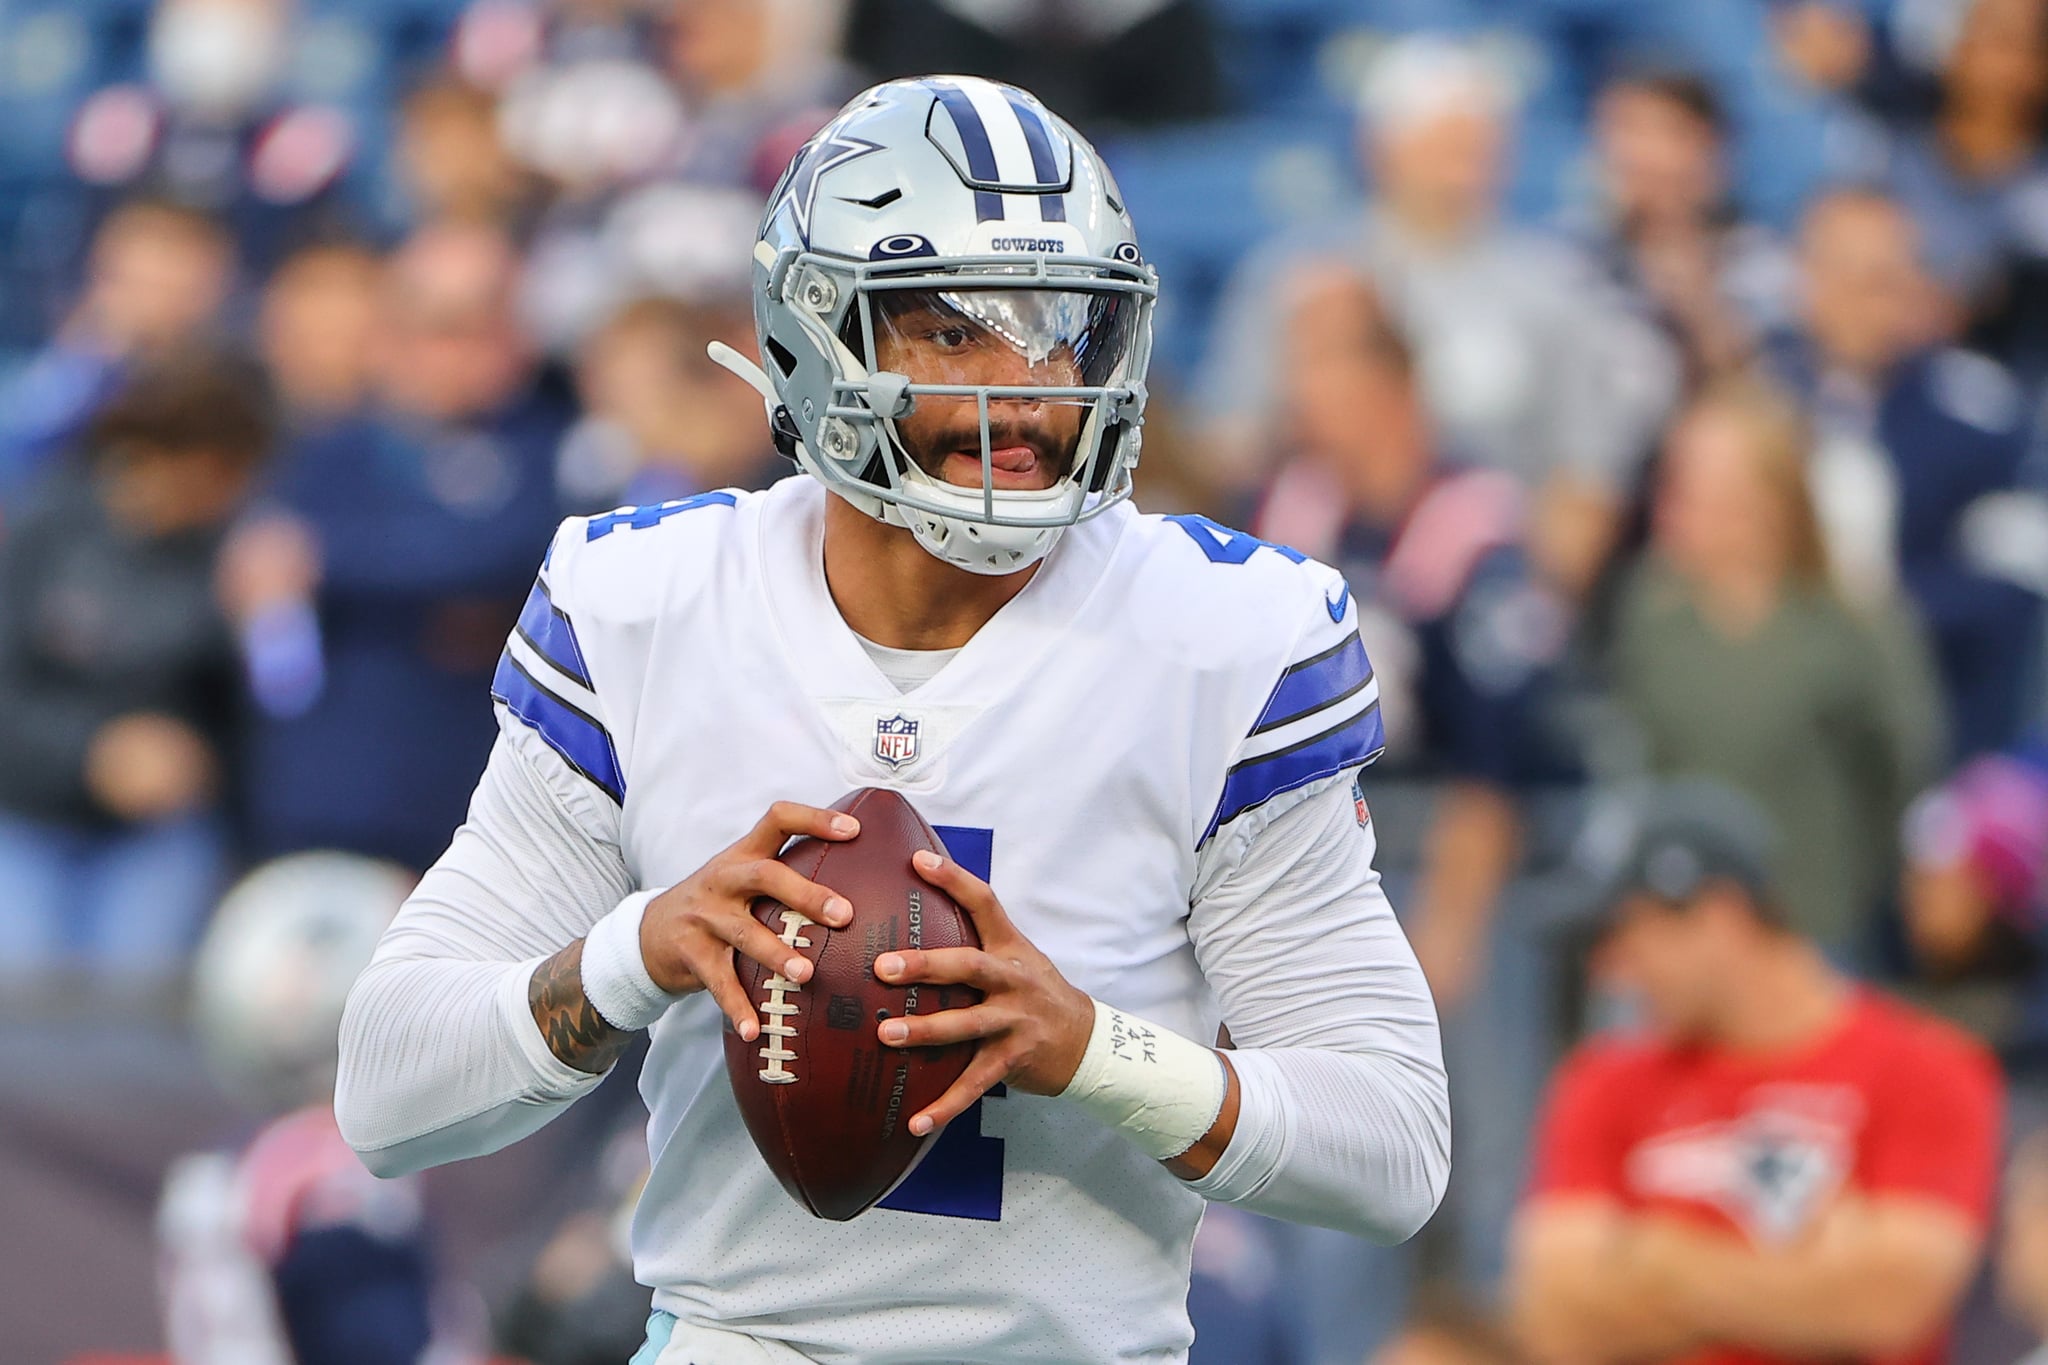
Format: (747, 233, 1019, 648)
(1325, 583, 1351, 622)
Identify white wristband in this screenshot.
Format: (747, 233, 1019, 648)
(581, 889, 685, 1032)
(1055, 999, 1228, 1162)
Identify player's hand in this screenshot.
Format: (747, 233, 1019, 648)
(640, 802, 859, 1041)
(874, 849, 1095, 1136)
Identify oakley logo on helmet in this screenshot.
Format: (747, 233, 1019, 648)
(869, 233, 936, 260)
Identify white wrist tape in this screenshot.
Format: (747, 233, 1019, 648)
(1055, 999, 1228, 1161)
(581, 889, 684, 1032)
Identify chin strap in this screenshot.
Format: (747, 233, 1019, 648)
(706, 340, 777, 404)
(708, 341, 805, 461)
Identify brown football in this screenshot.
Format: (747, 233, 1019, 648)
(722, 786, 982, 1221)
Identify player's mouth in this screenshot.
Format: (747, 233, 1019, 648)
(940, 444, 1056, 491)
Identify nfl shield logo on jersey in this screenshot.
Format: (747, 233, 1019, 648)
(873, 715, 920, 769)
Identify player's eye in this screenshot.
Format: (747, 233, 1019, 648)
(925, 325, 974, 350)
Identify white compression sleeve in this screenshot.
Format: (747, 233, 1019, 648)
(335, 737, 641, 1176)
(1184, 777, 1450, 1243)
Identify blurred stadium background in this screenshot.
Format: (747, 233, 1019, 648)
(6, 0, 2048, 1362)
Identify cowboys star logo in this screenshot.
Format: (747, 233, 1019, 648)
(768, 121, 885, 246)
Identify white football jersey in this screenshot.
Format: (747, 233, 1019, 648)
(488, 476, 1385, 1363)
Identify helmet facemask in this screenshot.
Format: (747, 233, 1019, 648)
(764, 250, 1155, 575)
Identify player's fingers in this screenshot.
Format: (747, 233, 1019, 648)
(877, 1002, 1003, 1050)
(910, 850, 1014, 938)
(729, 858, 853, 929)
(909, 1054, 1010, 1137)
(873, 946, 1007, 991)
(714, 909, 818, 987)
(737, 801, 859, 856)
(701, 958, 762, 1043)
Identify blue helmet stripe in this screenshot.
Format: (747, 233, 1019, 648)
(1003, 91, 1067, 223)
(925, 80, 1006, 222)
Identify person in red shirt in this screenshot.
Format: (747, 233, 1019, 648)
(1510, 779, 2003, 1365)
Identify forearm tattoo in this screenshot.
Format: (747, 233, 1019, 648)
(529, 939, 633, 1075)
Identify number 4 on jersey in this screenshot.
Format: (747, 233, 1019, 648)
(1166, 514, 1306, 567)
(585, 492, 736, 541)
(877, 825, 1006, 1221)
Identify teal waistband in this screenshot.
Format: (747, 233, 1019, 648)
(629, 1309, 677, 1365)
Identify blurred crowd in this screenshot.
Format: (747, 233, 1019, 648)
(6, 0, 2048, 1362)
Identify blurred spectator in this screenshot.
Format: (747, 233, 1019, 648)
(1574, 69, 1797, 387)
(489, 1, 688, 203)
(1252, 268, 1577, 1009)
(387, 78, 535, 236)
(520, 181, 763, 356)
(2005, 1129, 2048, 1360)
(67, 0, 363, 272)
(163, 853, 437, 1365)
(1766, 186, 2041, 758)
(454, 0, 670, 92)
(0, 199, 234, 503)
(1511, 780, 2001, 1365)
(1185, 1203, 1294, 1365)
(558, 294, 782, 510)
(1774, 1, 1881, 100)
(663, 0, 856, 191)
(227, 220, 571, 871)
(1372, 1297, 1526, 1365)
(258, 240, 382, 431)
(0, 350, 272, 990)
(1250, 269, 1576, 1355)
(495, 1116, 654, 1365)
(1872, 0, 2048, 323)
(1901, 731, 2048, 1108)
(1200, 37, 1679, 599)
(847, 0, 1219, 132)
(1609, 378, 1943, 953)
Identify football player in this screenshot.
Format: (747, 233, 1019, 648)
(164, 854, 435, 1365)
(336, 76, 1449, 1363)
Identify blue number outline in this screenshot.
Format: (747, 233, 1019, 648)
(876, 824, 1006, 1221)
(1166, 513, 1307, 567)
(585, 491, 736, 541)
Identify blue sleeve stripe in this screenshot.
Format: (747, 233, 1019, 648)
(492, 652, 625, 805)
(514, 578, 592, 689)
(1204, 701, 1385, 844)
(1252, 633, 1373, 736)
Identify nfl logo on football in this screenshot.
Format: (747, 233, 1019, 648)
(873, 714, 920, 770)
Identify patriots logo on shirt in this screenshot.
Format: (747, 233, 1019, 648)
(1626, 1091, 1856, 1243)
(1353, 774, 1371, 828)
(874, 714, 920, 770)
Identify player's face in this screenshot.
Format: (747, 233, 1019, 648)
(871, 290, 1095, 493)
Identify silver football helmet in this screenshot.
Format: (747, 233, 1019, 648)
(711, 76, 1156, 575)
(190, 852, 413, 1112)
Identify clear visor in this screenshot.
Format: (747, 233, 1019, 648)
(861, 287, 1138, 390)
